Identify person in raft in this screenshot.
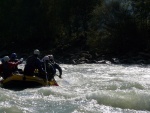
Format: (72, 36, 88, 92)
(24, 49, 46, 77)
(0, 56, 21, 79)
(41, 54, 62, 79)
(41, 56, 56, 80)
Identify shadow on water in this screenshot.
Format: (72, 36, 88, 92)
(1, 85, 43, 91)
(0, 80, 47, 91)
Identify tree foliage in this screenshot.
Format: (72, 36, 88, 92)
(0, 0, 149, 56)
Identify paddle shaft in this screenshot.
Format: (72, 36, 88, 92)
(44, 62, 49, 85)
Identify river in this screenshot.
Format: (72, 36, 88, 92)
(0, 64, 150, 113)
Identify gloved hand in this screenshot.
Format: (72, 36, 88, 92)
(19, 58, 24, 64)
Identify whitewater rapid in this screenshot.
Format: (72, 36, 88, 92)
(0, 64, 150, 113)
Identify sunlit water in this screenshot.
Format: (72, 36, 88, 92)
(0, 64, 150, 113)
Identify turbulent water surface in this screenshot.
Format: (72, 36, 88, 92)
(0, 64, 150, 113)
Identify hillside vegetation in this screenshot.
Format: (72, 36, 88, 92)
(0, 0, 150, 62)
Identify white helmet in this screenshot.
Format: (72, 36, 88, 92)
(3, 56, 10, 62)
(43, 56, 49, 62)
(34, 49, 40, 55)
(48, 55, 54, 60)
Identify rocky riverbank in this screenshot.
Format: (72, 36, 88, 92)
(1, 49, 150, 65)
(55, 51, 150, 65)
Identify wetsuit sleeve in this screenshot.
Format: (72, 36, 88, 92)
(54, 63, 62, 76)
(50, 63, 56, 75)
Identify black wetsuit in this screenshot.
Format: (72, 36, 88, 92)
(42, 61, 56, 80)
(24, 55, 45, 76)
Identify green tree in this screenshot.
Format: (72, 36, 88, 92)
(88, 0, 146, 55)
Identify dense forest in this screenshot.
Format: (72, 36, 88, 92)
(0, 0, 150, 63)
